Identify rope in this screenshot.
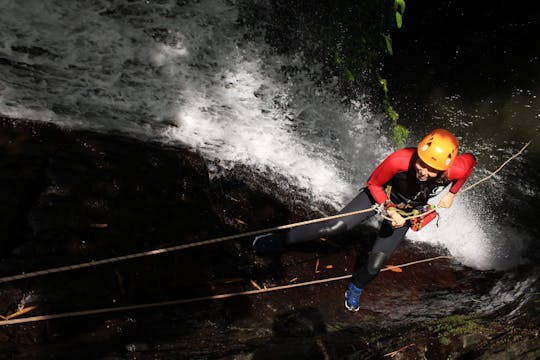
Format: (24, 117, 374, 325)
(460, 139, 532, 193)
(0, 205, 379, 284)
(0, 255, 451, 326)
(388, 138, 534, 222)
(0, 137, 533, 283)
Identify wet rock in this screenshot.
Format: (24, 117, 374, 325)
(125, 341, 150, 352)
(272, 307, 327, 338)
(477, 337, 540, 360)
(0, 117, 538, 359)
(462, 333, 486, 349)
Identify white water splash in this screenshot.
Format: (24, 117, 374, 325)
(408, 191, 526, 270)
(0, 0, 528, 269)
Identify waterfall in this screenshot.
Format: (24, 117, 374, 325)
(0, 0, 533, 270)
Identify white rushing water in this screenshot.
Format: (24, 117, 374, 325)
(0, 0, 528, 270)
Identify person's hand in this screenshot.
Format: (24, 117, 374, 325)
(386, 209, 406, 228)
(437, 192, 456, 208)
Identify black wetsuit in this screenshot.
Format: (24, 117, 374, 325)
(285, 148, 476, 289)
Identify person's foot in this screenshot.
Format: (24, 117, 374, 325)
(252, 232, 286, 255)
(344, 282, 363, 312)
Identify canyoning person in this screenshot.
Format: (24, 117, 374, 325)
(253, 129, 476, 312)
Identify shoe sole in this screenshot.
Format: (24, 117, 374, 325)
(344, 299, 360, 312)
(344, 292, 360, 312)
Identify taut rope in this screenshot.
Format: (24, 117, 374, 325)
(0, 139, 532, 283)
(0, 256, 451, 326)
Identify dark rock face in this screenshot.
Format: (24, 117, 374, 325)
(0, 117, 538, 359)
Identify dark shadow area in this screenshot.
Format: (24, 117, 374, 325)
(0, 118, 265, 358)
(252, 307, 329, 360)
(383, 0, 540, 267)
(387, 0, 540, 101)
(0, 118, 538, 359)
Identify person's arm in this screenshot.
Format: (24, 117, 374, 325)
(386, 208, 407, 227)
(437, 192, 455, 208)
(366, 149, 413, 227)
(365, 148, 414, 204)
(438, 153, 476, 208)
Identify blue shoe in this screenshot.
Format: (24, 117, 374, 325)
(252, 232, 286, 255)
(344, 282, 363, 312)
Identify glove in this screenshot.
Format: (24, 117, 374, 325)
(410, 204, 437, 232)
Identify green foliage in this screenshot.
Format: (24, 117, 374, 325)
(379, 78, 409, 147)
(392, 124, 409, 147)
(288, 0, 409, 147)
(394, 0, 406, 28)
(427, 315, 483, 346)
(321, 1, 398, 87)
(387, 105, 399, 122)
(345, 67, 355, 81)
(395, 0, 406, 14)
(395, 12, 403, 29)
(379, 78, 389, 94)
(335, 53, 356, 81)
(383, 34, 393, 55)
(384, 0, 408, 146)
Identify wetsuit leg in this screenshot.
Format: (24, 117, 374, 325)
(350, 220, 409, 288)
(286, 189, 376, 245)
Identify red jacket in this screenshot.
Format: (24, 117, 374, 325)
(366, 148, 476, 205)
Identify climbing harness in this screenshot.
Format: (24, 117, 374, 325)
(0, 139, 531, 284)
(0, 138, 532, 325)
(408, 204, 438, 231)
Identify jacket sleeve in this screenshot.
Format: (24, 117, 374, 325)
(366, 148, 414, 204)
(446, 153, 476, 193)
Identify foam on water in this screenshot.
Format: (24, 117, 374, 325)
(0, 0, 529, 270)
(408, 191, 527, 270)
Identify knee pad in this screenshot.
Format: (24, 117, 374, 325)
(367, 251, 388, 275)
(318, 220, 347, 237)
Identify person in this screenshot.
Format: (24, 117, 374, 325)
(252, 129, 476, 312)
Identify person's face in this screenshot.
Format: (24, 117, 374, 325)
(415, 159, 440, 181)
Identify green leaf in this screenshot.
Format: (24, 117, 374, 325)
(383, 34, 393, 55)
(387, 105, 399, 122)
(395, 12, 403, 28)
(395, 0, 406, 14)
(345, 68, 355, 81)
(392, 124, 409, 147)
(379, 78, 389, 94)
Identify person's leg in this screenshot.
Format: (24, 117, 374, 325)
(345, 222, 408, 311)
(286, 189, 376, 245)
(351, 221, 408, 287)
(253, 189, 377, 254)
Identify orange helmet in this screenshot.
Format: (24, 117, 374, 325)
(417, 129, 459, 171)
